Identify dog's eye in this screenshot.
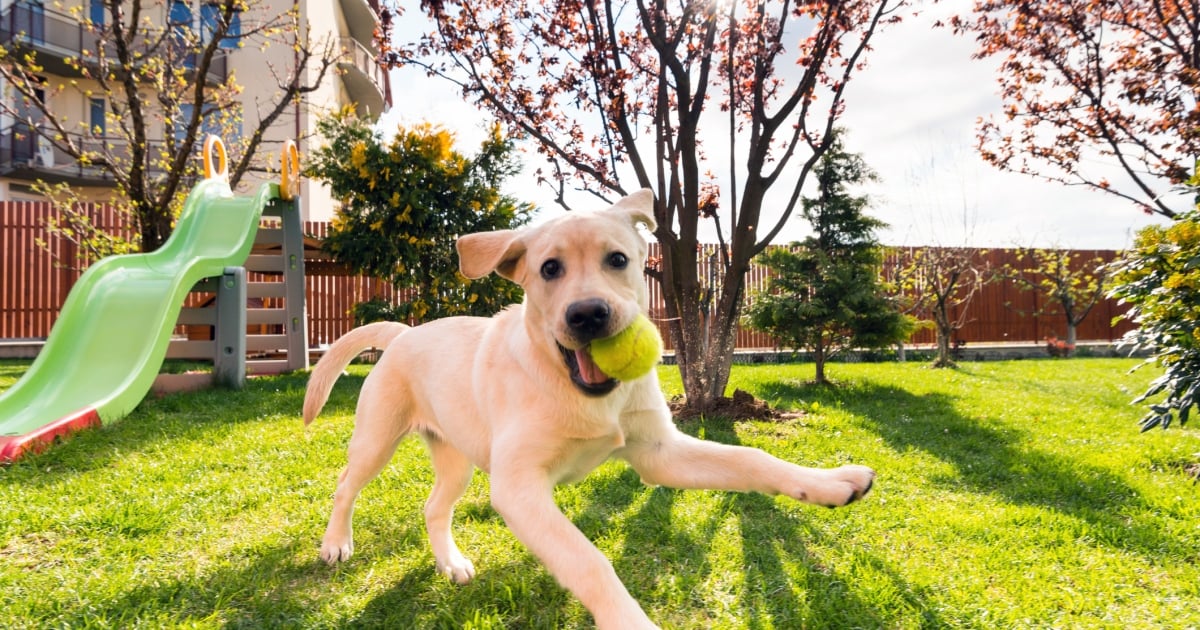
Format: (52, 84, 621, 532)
(608, 252, 628, 269)
(540, 259, 563, 280)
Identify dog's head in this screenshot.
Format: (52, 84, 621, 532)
(457, 189, 657, 396)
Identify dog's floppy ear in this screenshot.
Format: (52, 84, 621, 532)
(609, 188, 657, 232)
(457, 229, 526, 282)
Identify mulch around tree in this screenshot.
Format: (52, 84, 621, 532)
(669, 388, 802, 422)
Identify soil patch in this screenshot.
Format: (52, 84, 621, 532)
(669, 388, 802, 422)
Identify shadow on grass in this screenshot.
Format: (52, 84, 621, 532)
(350, 420, 937, 628)
(41, 532, 400, 628)
(43, 511, 546, 628)
(351, 558, 577, 628)
(768, 379, 1193, 563)
(601, 419, 941, 629)
(0, 359, 29, 385)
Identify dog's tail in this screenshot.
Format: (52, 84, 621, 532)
(303, 321, 409, 426)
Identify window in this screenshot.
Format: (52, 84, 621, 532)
(169, 0, 192, 33)
(19, 0, 46, 44)
(89, 98, 106, 136)
(170, 1, 195, 68)
(200, 3, 241, 49)
(89, 0, 104, 26)
(11, 78, 46, 164)
(14, 77, 46, 120)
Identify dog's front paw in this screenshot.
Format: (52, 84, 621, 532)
(790, 465, 875, 508)
(439, 552, 477, 585)
(826, 464, 875, 507)
(320, 536, 354, 564)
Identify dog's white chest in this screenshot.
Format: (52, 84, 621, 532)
(551, 430, 625, 484)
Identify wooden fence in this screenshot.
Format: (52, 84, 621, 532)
(2, 201, 137, 339)
(879, 247, 1134, 346)
(2, 201, 1136, 351)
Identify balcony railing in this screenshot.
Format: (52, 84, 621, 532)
(338, 37, 386, 119)
(339, 0, 381, 48)
(0, 124, 176, 186)
(0, 1, 227, 84)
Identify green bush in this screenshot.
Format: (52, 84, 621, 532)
(1108, 207, 1200, 430)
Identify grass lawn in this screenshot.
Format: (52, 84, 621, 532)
(1, 357, 1198, 629)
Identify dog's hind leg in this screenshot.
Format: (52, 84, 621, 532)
(424, 436, 477, 584)
(320, 397, 411, 564)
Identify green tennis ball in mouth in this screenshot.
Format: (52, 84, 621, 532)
(589, 314, 663, 381)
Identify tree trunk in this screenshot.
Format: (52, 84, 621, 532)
(678, 287, 742, 413)
(659, 229, 715, 413)
(933, 304, 955, 368)
(935, 328, 952, 367)
(814, 337, 827, 384)
(660, 237, 746, 415)
(1063, 296, 1079, 352)
(134, 202, 171, 252)
(672, 309, 738, 413)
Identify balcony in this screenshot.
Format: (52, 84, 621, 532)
(0, 1, 227, 85)
(0, 124, 173, 187)
(339, 0, 381, 49)
(338, 37, 387, 120)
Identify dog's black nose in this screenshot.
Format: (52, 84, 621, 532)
(566, 298, 611, 341)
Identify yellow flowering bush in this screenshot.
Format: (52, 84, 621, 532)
(1108, 202, 1200, 430)
(306, 111, 533, 323)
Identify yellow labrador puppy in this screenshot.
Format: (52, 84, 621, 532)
(303, 189, 875, 629)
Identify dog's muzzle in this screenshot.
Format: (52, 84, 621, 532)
(561, 299, 620, 396)
(559, 343, 619, 396)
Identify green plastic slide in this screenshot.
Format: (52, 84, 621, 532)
(0, 178, 278, 462)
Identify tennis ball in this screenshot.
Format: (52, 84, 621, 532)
(589, 314, 663, 381)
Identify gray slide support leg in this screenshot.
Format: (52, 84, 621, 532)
(214, 266, 247, 388)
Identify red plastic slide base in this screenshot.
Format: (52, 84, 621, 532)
(0, 408, 102, 464)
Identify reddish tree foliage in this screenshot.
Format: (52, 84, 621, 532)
(382, 0, 908, 410)
(950, 0, 1200, 218)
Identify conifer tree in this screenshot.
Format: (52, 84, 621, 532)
(745, 133, 909, 384)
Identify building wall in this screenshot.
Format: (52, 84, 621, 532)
(0, 0, 385, 222)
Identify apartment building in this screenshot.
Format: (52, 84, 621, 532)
(0, 0, 389, 222)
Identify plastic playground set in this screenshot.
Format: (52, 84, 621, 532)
(0, 137, 309, 463)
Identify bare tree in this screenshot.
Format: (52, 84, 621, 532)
(908, 246, 986, 367)
(993, 247, 1110, 349)
(880, 249, 935, 361)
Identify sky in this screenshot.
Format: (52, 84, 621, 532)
(377, 4, 1173, 251)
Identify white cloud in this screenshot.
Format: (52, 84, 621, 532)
(837, 8, 1170, 250)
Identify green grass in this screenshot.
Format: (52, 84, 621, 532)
(1, 358, 1198, 629)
